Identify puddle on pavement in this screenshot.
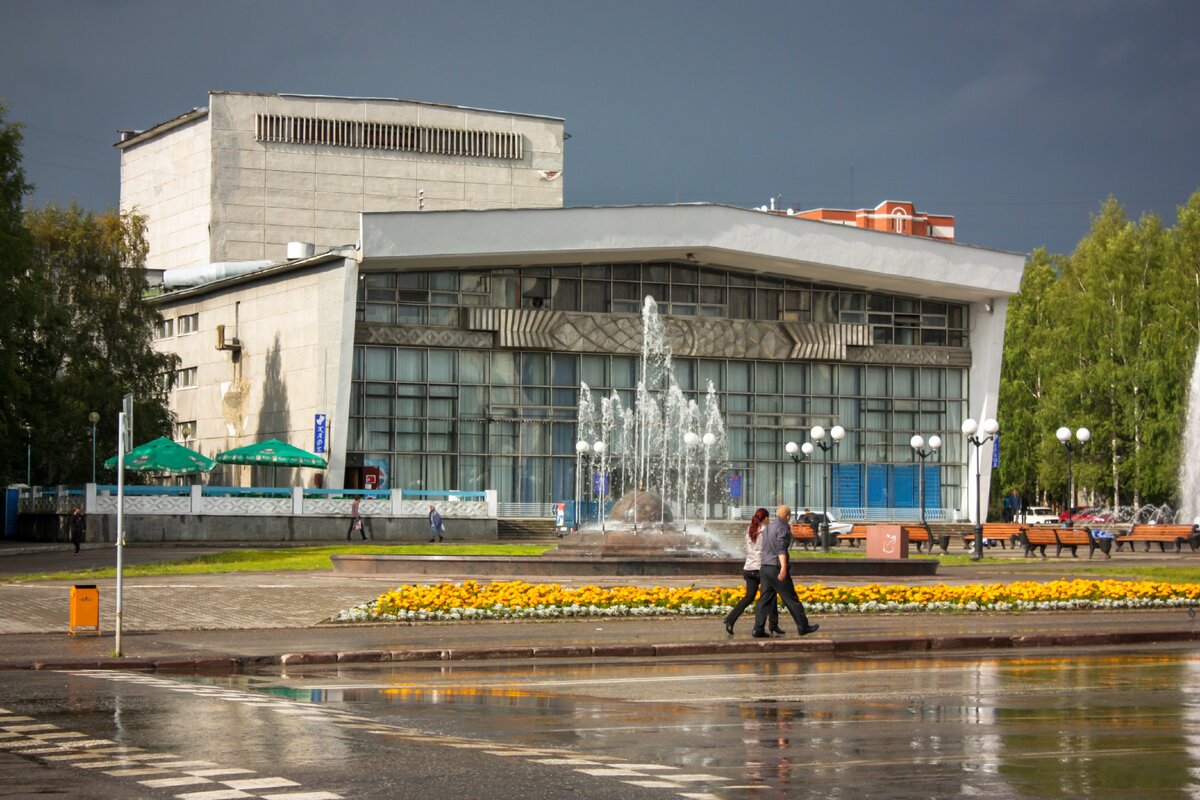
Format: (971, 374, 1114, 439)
(153, 649, 1200, 798)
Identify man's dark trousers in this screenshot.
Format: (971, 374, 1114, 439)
(753, 563, 811, 633)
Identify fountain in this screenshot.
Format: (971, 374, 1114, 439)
(1179, 344, 1200, 524)
(558, 297, 737, 559)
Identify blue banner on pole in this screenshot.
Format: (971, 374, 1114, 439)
(314, 413, 328, 454)
(991, 433, 1000, 468)
(592, 472, 609, 494)
(728, 473, 742, 498)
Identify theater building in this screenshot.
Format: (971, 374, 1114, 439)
(149, 203, 1024, 521)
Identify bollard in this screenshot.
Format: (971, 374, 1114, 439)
(69, 584, 101, 636)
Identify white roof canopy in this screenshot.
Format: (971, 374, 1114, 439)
(360, 204, 1025, 302)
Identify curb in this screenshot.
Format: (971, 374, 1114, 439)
(5, 628, 1199, 674)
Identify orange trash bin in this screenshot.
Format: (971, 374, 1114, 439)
(69, 584, 100, 636)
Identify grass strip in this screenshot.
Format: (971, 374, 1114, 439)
(4, 543, 554, 583)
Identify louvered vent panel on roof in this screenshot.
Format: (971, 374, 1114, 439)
(254, 113, 523, 160)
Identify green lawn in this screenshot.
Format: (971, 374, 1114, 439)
(4, 544, 554, 583)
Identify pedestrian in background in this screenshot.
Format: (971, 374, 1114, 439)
(346, 496, 367, 541)
(723, 507, 781, 635)
(69, 505, 86, 554)
(429, 505, 444, 542)
(752, 504, 820, 638)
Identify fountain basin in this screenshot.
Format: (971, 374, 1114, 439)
(330, 553, 939, 578)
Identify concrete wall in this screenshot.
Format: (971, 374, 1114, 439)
(207, 92, 565, 265)
(88, 514, 496, 544)
(964, 296, 1008, 523)
(21, 513, 496, 544)
(120, 116, 212, 273)
(152, 257, 357, 488)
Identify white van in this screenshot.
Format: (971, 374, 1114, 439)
(1021, 506, 1058, 525)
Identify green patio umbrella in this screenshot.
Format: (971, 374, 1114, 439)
(103, 436, 216, 475)
(216, 438, 327, 487)
(215, 438, 328, 468)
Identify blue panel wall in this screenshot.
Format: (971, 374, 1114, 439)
(893, 466, 918, 509)
(866, 465, 889, 508)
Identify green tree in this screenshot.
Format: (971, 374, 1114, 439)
(997, 248, 1059, 505)
(22, 204, 177, 485)
(0, 102, 37, 484)
(1003, 194, 1199, 514)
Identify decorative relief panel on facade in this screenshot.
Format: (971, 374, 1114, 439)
(844, 344, 972, 367)
(465, 308, 564, 349)
(364, 311, 971, 367)
(358, 326, 493, 350)
(781, 322, 871, 360)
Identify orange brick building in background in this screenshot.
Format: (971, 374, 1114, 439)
(791, 200, 955, 242)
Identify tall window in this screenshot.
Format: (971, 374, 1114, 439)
(177, 313, 199, 335)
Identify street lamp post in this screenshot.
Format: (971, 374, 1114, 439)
(785, 441, 803, 510)
(962, 417, 1000, 561)
(909, 434, 943, 527)
(88, 411, 100, 484)
(574, 440, 591, 529)
(809, 424, 845, 553)
(683, 431, 700, 529)
(1056, 426, 1091, 527)
(593, 440, 607, 533)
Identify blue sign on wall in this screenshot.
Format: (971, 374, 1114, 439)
(728, 473, 742, 498)
(314, 413, 328, 454)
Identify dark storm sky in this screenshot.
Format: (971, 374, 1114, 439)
(3, 0, 1198, 255)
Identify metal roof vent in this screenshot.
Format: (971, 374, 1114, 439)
(287, 241, 316, 260)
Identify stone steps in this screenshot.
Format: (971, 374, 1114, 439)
(497, 518, 559, 541)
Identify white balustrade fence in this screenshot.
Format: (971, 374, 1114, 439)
(19, 485, 497, 521)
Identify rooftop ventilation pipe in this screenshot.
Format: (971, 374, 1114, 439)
(162, 260, 276, 289)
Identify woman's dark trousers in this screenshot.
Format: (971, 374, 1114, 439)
(725, 570, 778, 630)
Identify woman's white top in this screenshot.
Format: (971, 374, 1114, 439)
(742, 529, 764, 571)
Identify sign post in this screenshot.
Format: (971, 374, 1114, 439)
(115, 393, 132, 657)
(314, 413, 328, 454)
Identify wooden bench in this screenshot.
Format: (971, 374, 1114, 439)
(902, 524, 954, 554)
(790, 522, 820, 549)
(1116, 524, 1199, 553)
(837, 524, 870, 547)
(1019, 526, 1109, 558)
(964, 522, 1025, 550)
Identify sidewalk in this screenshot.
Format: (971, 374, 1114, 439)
(3, 554, 1200, 672)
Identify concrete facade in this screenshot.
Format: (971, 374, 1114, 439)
(151, 252, 357, 486)
(119, 92, 565, 273)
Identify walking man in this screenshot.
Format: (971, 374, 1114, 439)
(69, 505, 86, 554)
(752, 504, 820, 638)
(429, 505, 444, 542)
(346, 496, 367, 541)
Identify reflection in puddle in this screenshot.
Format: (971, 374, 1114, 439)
(175, 650, 1200, 798)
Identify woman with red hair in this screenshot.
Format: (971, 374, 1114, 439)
(723, 507, 781, 635)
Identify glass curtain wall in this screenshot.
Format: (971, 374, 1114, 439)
(348, 346, 967, 512)
(350, 263, 970, 512)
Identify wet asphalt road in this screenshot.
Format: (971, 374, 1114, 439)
(5, 646, 1200, 799)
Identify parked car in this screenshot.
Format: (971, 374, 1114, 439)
(1058, 506, 1090, 523)
(1068, 507, 1116, 523)
(1021, 506, 1059, 525)
(795, 511, 853, 537)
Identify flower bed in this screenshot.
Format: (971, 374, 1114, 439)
(333, 579, 1200, 623)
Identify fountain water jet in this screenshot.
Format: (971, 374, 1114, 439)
(1179, 343, 1200, 524)
(569, 296, 735, 557)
